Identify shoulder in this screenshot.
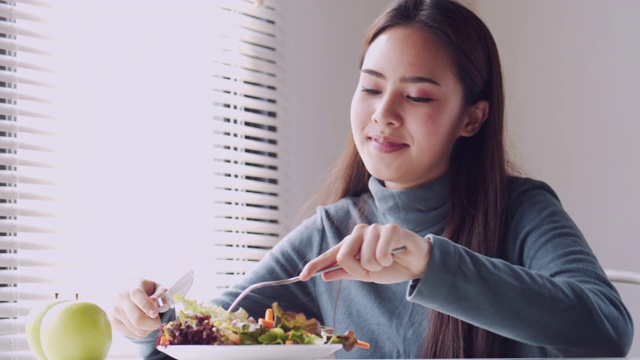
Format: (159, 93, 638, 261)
(503, 176, 584, 264)
(506, 176, 563, 213)
(504, 176, 574, 244)
(507, 176, 560, 202)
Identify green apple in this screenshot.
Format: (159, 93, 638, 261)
(25, 298, 68, 360)
(26, 297, 112, 360)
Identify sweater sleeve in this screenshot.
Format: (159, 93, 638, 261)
(407, 179, 633, 357)
(211, 213, 329, 320)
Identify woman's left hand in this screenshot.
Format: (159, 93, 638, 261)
(299, 223, 432, 284)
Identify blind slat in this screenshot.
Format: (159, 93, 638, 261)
(0, 254, 58, 267)
(0, 224, 56, 235)
(0, 320, 24, 336)
(0, 206, 56, 218)
(0, 22, 53, 40)
(213, 109, 279, 129)
(211, 133, 278, 154)
(0, 38, 53, 56)
(0, 105, 55, 120)
(0, 123, 57, 137)
(0, 288, 57, 301)
(212, 174, 280, 193)
(212, 147, 279, 167)
(212, 0, 283, 24)
(211, 231, 280, 248)
(0, 189, 56, 201)
(212, 218, 281, 235)
(211, 77, 279, 104)
(0, 155, 55, 168)
(0, 238, 55, 251)
(211, 62, 282, 89)
(212, 161, 279, 181)
(211, 245, 269, 260)
(212, 53, 281, 78)
(0, 7, 48, 23)
(212, 204, 280, 219)
(214, 91, 280, 114)
(0, 269, 57, 283)
(0, 174, 57, 186)
(0, 138, 56, 153)
(211, 189, 280, 206)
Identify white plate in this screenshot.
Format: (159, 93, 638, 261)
(156, 344, 342, 360)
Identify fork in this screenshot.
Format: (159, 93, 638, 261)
(227, 246, 407, 312)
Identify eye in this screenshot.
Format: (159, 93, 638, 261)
(361, 87, 381, 95)
(407, 96, 433, 103)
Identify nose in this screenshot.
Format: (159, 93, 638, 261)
(372, 93, 401, 127)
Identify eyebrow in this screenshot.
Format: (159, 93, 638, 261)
(361, 68, 441, 86)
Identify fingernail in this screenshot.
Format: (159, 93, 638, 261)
(147, 308, 158, 317)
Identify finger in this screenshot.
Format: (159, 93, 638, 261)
(358, 224, 385, 272)
(376, 224, 401, 267)
(111, 315, 141, 339)
(299, 243, 343, 281)
(120, 292, 162, 334)
(337, 225, 368, 278)
(320, 267, 357, 282)
(112, 292, 160, 339)
(114, 313, 156, 340)
(129, 279, 164, 318)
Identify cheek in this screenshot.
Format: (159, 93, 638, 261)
(350, 92, 369, 130)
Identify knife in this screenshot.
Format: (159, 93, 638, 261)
(156, 270, 194, 312)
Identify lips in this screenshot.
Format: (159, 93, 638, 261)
(368, 134, 408, 153)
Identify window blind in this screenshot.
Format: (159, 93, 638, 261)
(0, 0, 285, 357)
(207, 0, 285, 296)
(0, 0, 59, 357)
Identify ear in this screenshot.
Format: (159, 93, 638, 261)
(460, 100, 489, 137)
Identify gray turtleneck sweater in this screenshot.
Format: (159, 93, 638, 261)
(136, 176, 633, 359)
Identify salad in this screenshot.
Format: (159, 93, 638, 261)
(156, 294, 369, 352)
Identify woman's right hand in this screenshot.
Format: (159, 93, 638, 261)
(111, 278, 168, 340)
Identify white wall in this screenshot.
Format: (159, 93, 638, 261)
(283, 0, 640, 356)
(472, 1, 640, 355)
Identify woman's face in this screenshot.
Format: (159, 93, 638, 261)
(351, 25, 486, 189)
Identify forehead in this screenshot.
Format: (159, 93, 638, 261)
(363, 25, 457, 81)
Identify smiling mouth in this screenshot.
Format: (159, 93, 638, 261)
(369, 135, 408, 152)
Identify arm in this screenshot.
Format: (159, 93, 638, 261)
(408, 179, 633, 357)
(129, 213, 331, 359)
(211, 215, 329, 320)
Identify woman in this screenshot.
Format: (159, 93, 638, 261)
(112, 0, 633, 358)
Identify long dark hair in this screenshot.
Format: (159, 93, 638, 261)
(308, 0, 509, 357)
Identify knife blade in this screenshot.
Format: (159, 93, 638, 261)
(156, 270, 194, 312)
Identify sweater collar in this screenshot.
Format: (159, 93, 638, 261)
(368, 174, 450, 235)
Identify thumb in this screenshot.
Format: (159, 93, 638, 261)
(148, 285, 168, 316)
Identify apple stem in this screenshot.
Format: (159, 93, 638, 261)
(75, 293, 79, 301)
(55, 292, 58, 299)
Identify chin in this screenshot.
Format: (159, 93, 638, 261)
(370, 173, 404, 188)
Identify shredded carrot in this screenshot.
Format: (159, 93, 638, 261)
(264, 308, 274, 322)
(259, 318, 275, 328)
(285, 339, 295, 345)
(158, 336, 169, 346)
(228, 332, 240, 345)
(356, 340, 371, 349)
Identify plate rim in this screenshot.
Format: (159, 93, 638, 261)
(156, 343, 343, 360)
